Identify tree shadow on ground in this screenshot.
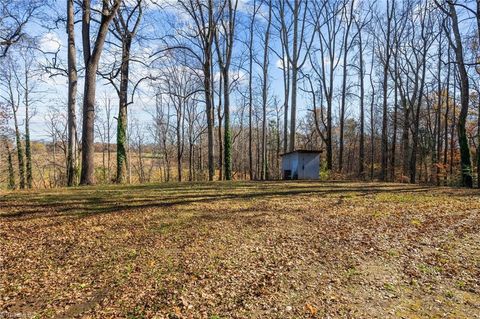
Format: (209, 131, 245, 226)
(0, 181, 471, 221)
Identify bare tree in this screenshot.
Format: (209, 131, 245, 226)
(66, 0, 78, 186)
(338, 0, 356, 173)
(275, 0, 318, 151)
(246, 0, 260, 179)
(310, 0, 343, 170)
(0, 0, 42, 57)
(80, 0, 121, 185)
(260, 0, 272, 180)
(436, 0, 473, 187)
(1, 58, 26, 188)
(377, 0, 394, 181)
(214, 0, 239, 180)
(109, 0, 144, 184)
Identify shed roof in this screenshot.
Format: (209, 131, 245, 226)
(280, 149, 323, 157)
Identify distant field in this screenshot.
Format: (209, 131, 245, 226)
(1, 181, 479, 318)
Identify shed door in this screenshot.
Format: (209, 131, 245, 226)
(299, 155, 305, 179)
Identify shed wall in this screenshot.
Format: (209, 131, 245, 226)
(282, 152, 320, 180)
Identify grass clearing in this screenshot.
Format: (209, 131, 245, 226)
(1, 181, 479, 318)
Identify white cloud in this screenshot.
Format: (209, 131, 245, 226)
(39, 32, 62, 52)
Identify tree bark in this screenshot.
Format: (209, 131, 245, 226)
(261, 0, 272, 180)
(448, 2, 473, 187)
(380, 0, 393, 181)
(358, 24, 365, 179)
(24, 64, 32, 188)
(116, 37, 132, 183)
(67, 0, 78, 186)
(80, 0, 121, 185)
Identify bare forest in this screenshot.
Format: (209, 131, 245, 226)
(1, 0, 480, 188)
(2, 1, 480, 318)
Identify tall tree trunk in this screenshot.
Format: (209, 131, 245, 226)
(67, 0, 78, 187)
(369, 44, 376, 180)
(248, 0, 257, 180)
(261, 1, 272, 180)
(409, 57, 427, 184)
(443, 51, 450, 185)
(80, 64, 97, 185)
(223, 68, 232, 180)
(358, 27, 365, 179)
(339, 46, 347, 172)
(402, 97, 410, 179)
(390, 81, 398, 181)
(24, 69, 32, 188)
(215, 0, 237, 181)
(80, 0, 121, 185)
(116, 37, 132, 183)
(380, 0, 393, 181)
(289, 0, 299, 152)
(450, 73, 456, 178)
(339, 1, 353, 173)
(5, 142, 16, 189)
(12, 106, 25, 189)
(282, 59, 289, 154)
(475, 0, 480, 188)
(449, 3, 473, 187)
(205, 61, 215, 181)
(477, 98, 480, 188)
(217, 74, 223, 180)
(177, 100, 183, 182)
(435, 33, 443, 186)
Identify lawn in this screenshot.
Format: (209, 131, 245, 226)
(1, 181, 479, 318)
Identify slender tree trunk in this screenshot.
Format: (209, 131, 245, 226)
(177, 101, 183, 182)
(80, 64, 97, 185)
(339, 48, 347, 172)
(435, 34, 443, 186)
(24, 71, 32, 188)
(477, 98, 480, 188)
(217, 74, 223, 180)
(248, 0, 256, 180)
(215, 0, 237, 181)
(402, 97, 410, 179)
(289, 0, 299, 152)
(339, 2, 353, 173)
(189, 141, 194, 181)
(67, 0, 78, 187)
(80, 0, 121, 185)
(261, 1, 272, 180)
(380, 0, 393, 181)
(5, 142, 16, 189)
(52, 134, 57, 187)
(390, 82, 398, 181)
(116, 37, 132, 183)
(450, 74, 456, 178)
(283, 61, 289, 154)
(369, 46, 376, 180)
(449, 3, 473, 187)
(223, 68, 232, 180)
(443, 53, 450, 185)
(12, 106, 25, 189)
(205, 62, 215, 181)
(358, 29, 365, 179)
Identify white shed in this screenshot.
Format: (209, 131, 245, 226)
(280, 150, 322, 180)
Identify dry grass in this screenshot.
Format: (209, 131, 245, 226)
(1, 181, 479, 318)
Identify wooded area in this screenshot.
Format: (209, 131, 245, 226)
(1, 0, 480, 188)
(2, 1, 480, 317)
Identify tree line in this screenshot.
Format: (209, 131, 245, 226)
(0, 0, 479, 189)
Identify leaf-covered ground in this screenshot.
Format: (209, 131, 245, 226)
(1, 181, 479, 318)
